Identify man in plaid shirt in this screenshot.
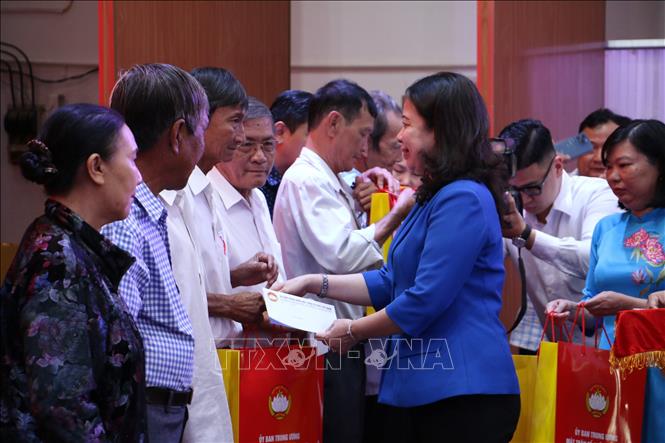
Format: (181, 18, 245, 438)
(102, 63, 209, 443)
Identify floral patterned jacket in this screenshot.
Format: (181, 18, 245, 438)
(1, 200, 147, 442)
(582, 207, 665, 349)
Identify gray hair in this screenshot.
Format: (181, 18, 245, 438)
(110, 63, 208, 152)
(245, 96, 273, 123)
(369, 90, 401, 152)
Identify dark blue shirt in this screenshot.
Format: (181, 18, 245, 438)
(260, 166, 283, 219)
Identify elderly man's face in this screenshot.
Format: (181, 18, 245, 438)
(175, 109, 208, 189)
(333, 105, 374, 173)
(367, 110, 403, 171)
(217, 116, 275, 198)
(205, 104, 246, 164)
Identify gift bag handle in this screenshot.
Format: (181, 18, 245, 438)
(378, 184, 400, 207)
(538, 311, 571, 352)
(571, 302, 612, 348)
(537, 313, 568, 357)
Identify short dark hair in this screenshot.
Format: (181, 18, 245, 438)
(190, 66, 248, 116)
(369, 90, 401, 152)
(307, 79, 377, 131)
(499, 119, 555, 169)
(270, 90, 313, 133)
(602, 119, 665, 208)
(21, 103, 125, 195)
(405, 72, 505, 213)
(245, 97, 273, 122)
(110, 63, 208, 152)
(578, 108, 631, 133)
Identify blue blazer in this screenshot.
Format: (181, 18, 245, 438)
(364, 180, 519, 407)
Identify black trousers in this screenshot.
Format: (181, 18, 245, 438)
(386, 393, 521, 443)
(363, 395, 411, 443)
(322, 344, 366, 443)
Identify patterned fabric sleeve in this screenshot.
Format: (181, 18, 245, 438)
(19, 240, 106, 441)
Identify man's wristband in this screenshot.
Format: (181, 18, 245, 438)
(317, 274, 329, 298)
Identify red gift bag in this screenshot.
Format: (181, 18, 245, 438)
(531, 307, 646, 443)
(219, 345, 324, 443)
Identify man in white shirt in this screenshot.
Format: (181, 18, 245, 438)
(499, 119, 620, 354)
(273, 79, 412, 443)
(160, 67, 276, 442)
(208, 97, 288, 342)
(340, 90, 404, 216)
(189, 68, 278, 346)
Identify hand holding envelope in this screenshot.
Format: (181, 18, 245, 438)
(267, 277, 365, 354)
(262, 288, 338, 355)
(261, 288, 337, 334)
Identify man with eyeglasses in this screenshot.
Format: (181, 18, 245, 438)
(208, 97, 287, 343)
(498, 119, 619, 354)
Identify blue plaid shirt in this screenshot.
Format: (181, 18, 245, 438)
(102, 182, 194, 390)
(508, 298, 543, 351)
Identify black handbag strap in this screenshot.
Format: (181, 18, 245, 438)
(507, 248, 528, 334)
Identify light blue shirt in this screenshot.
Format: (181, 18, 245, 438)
(102, 182, 195, 390)
(582, 207, 665, 349)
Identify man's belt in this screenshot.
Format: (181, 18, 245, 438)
(145, 387, 193, 407)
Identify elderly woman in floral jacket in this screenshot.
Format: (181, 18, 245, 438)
(0, 104, 145, 441)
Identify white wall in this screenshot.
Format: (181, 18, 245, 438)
(604, 1, 664, 121)
(605, 48, 665, 120)
(1, 0, 98, 243)
(290, 0, 477, 101)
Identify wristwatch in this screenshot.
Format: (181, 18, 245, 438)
(512, 224, 532, 249)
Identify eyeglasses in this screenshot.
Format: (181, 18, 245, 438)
(237, 139, 277, 155)
(511, 155, 555, 196)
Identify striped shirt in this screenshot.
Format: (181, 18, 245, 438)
(102, 182, 194, 390)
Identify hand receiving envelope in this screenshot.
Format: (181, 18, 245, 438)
(262, 288, 337, 333)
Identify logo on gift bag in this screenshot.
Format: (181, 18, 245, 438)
(585, 384, 609, 418)
(268, 385, 291, 420)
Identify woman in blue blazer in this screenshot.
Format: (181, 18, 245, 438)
(275, 72, 520, 442)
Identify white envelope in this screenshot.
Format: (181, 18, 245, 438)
(262, 288, 337, 333)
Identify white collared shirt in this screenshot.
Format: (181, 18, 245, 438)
(179, 168, 242, 345)
(160, 166, 233, 443)
(507, 172, 621, 349)
(208, 167, 287, 286)
(273, 147, 383, 320)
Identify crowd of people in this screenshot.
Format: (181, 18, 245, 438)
(1, 62, 663, 443)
